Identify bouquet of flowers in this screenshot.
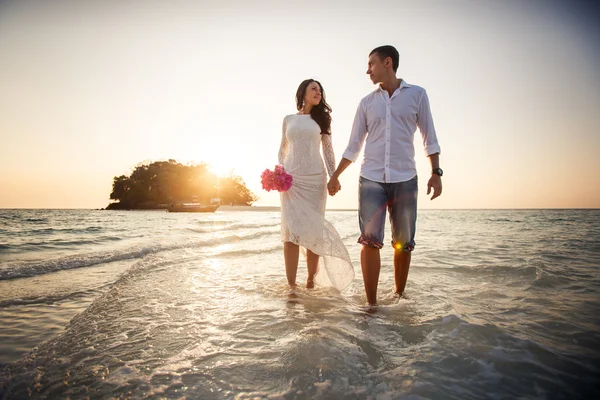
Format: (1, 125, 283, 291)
(261, 164, 293, 192)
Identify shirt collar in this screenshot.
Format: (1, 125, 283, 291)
(375, 79, 411, 94)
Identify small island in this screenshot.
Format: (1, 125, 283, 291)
(106, 159, 257, 210)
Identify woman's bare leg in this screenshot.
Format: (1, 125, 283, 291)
(306, 249, 319, 288)
(284, 242, 300, 286)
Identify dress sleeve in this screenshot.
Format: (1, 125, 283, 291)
(321, 133, 336, 178)
(278, 116, 289, 165)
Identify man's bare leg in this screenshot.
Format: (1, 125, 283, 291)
(393, 250, 411, 296)
(361, 246, 381, 305)
(284, 242, 299, 287)
(306, 249, 319, 288)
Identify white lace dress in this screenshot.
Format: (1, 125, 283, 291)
(278, 114, 355, 291)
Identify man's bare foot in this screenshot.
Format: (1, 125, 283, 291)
(306, 279, 314, 289)
(393, 291, 409, 300)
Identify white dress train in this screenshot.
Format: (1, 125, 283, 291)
(278, 114, 355, 291)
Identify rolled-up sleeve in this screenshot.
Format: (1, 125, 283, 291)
(342, 100, 368, 162)
(417, 90, 441, 156)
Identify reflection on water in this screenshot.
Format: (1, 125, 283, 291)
(0, 209, 599, 398)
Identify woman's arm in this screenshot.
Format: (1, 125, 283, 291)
(321, 133, 336, 178)
(278, 117, 289, 165)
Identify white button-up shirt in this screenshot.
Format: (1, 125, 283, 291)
(342, 80, 441, 183)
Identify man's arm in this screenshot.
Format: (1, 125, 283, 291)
(417, 90, 441, 157)
(427, 153, 442, 200)
(327, 158, 352, 195)
(327, 101, 368, 196)
(417, 90, 442, 200)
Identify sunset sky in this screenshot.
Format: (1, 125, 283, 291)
(1, 0, 599, 209)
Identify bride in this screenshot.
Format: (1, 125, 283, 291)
(278, 79, 354, 290)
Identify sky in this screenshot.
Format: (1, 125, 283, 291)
(0, 0, 599, 209)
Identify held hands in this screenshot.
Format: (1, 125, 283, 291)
(427, 174, 443, 200)
(327, 176, 341, 196)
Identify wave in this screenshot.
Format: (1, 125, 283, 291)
(0, 289, 99, 308)
(0, 236, 125, 253)
(485, 217, 522, 223)
(193, 220, 232, 226)
(216, 244, 282, 258)
(528, 268, 576, 290)
(427, 264, 540, 279)
(22, 218, 48, 223)
(0, 231, 280, 281)
(187, 229, 278, 245)
(24, 226, 105, 235)
(187, 222, 279, 235)
(0, 247, 158, 281)
(340, 232, 358, 242)
(227, 222, 280, 230)
(25, 236, 123, 246)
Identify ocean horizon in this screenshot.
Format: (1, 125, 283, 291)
(1, 208, 599, 398)
(3, 206, 600, 214)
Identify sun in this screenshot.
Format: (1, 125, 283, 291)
(208, 158, 235, 178)
(178, 143, 236, 177)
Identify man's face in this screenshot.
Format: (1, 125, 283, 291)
(367, 53, 386, 84)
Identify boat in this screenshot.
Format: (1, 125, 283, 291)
(167, 203, 219, 213)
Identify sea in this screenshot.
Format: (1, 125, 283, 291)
(0, 208, 599, 399)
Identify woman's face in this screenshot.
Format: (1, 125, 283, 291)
(303, 81, 322, 108)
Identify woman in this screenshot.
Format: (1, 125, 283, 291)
(278, 79, 354, 290)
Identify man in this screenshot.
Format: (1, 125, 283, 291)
(327, 45, 442, 306)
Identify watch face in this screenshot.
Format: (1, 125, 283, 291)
(434, 168, 443, 176)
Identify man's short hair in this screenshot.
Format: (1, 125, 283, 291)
(369, 45, 399, 72)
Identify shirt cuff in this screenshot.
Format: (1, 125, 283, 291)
(342, 149, 360, 162)
(424, 143, 441, 157)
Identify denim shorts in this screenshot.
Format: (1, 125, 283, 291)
(358, 175, 418, 251)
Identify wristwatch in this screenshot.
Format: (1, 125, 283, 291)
(432, 168, 443, 177)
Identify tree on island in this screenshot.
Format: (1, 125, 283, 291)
(106, 159, 257, 210)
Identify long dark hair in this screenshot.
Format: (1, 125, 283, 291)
(295, 79, 332, 135)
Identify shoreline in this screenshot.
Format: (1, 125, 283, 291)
(217, 205, 358, 212)
(1, 207, 598, 211)
(218, 205, 280, 212)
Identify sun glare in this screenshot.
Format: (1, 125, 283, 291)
(177, 144, 236, 178)
(208, 158, 235, 178)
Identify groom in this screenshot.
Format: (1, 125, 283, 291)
(328, 45, 442, 305)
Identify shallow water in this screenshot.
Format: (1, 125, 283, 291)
(1, 209, 599, 398)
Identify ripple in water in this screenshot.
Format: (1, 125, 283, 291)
(0, 209, 599, 398)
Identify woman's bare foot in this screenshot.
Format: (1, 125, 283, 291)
(306, 279, 314, 289)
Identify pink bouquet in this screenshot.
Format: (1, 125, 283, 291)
(261, 165, 293, 192)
